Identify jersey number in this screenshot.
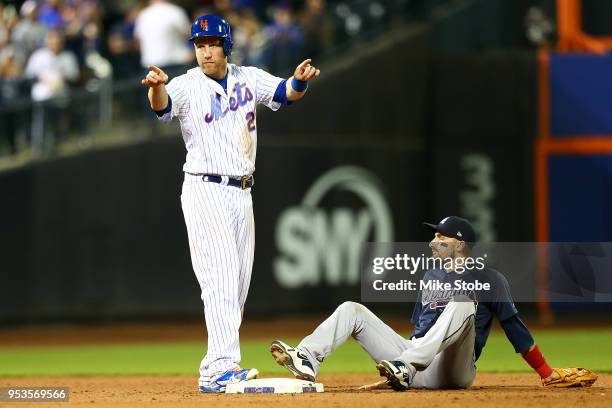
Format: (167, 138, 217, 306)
(246, 111, 256, 132)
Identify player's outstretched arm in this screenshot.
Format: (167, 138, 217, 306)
(501, 317, 597, 387)
(528, 341, 598, 388)
(141, 65, 169, 111)
(286, 58, 320, 102)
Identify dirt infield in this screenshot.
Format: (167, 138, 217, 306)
(1, 321, 610, 407)
(1, 373, 610, 408)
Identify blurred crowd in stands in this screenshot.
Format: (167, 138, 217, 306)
(0, 0, 104, 104)
(0, 0, 398, 155)
(0, 0, 349, 107)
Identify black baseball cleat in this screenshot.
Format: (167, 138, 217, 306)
(270, 340, 316, 382)
(376, 360, 414, 391)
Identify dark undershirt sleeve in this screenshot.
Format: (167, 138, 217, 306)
(500, 315, 534, 354)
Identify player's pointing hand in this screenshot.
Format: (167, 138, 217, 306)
(294, 59, 320, 81)
(141, 65, 169, 88)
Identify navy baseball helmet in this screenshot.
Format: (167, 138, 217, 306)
(189, 15, 233, 56)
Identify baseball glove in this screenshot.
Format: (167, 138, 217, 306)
(542, 368, 598, 388)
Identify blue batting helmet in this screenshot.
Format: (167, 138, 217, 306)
(189, 15, 233, 56)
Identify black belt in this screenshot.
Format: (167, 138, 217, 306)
(201, 174, 254, 189)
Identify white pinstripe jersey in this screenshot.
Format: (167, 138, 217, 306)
(158, 64, 284, 177)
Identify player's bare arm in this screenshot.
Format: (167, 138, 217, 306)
(142, 65, 169, 111)
(286, 59, 320, 101)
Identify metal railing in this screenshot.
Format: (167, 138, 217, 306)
(0, 0, 427, 165)
(0, 73, 179, 162)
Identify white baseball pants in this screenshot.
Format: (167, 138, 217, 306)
(181, 173, 255, 386)
(298, 300, 476, 389)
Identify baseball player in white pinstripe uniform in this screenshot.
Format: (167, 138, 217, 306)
(141, 14, 320, 393)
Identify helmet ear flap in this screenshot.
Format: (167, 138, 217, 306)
(223, 30, 233, 56)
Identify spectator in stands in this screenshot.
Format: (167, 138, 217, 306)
(1, 2, 19, 55)
(57, 0, 111, 82)
(63, 0, 103, 64)
(0, 43, 24, 92)
(38, 0, 65, 30)
(25, 29, 79, 101)
(1, 2, 26, 154)
(214, 0, 234, 16)
(0, 47, 24, 154)
(1, 3, 26, 103)
(0, 4, 7, 45)
(76, 1, 114, 80)
(108, 3, 143, 79)
(134, 0, 192, 76)
(233, 0, 260, 12)
(220, 7, 264, 66)
(0, 7, 8, 50)
(0, 2, 19, 33)
(12, 1, 49, 62)
(299, 0, 335, 57)
(263, 3, 304, 73)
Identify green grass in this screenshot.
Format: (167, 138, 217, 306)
(1, 330, 611, 376)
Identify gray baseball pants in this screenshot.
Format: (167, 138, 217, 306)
(298, 300, 476, 389)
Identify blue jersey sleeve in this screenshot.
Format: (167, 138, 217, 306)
(489, 270, 519, 321)
(500, 315, 534, 354)
(272, 80, 292, 105)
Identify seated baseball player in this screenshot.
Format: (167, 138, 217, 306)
(270, 216, 598, 390)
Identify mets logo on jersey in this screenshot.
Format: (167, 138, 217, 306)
(200, 19, 208, 31)
(205, 83, 254, 123)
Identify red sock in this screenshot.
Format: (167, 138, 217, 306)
(521, 345, 553, 378)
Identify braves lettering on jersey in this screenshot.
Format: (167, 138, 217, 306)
(158, 64, 284, 176)
(411, 267, 518, 360)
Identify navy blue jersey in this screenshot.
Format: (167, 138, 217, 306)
(410, 267, 518, 361)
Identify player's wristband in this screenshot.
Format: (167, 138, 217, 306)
(521, 345, 553, 378)
(291, 77, 308, 92)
